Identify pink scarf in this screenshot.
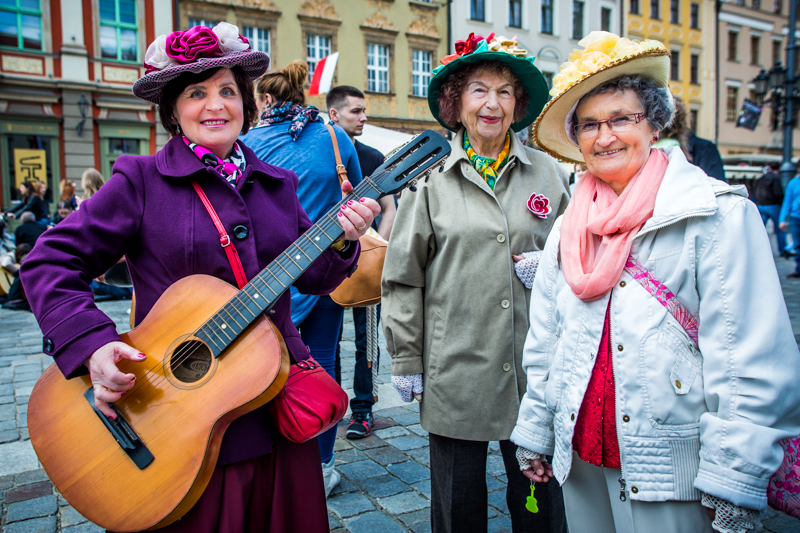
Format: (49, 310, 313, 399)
(561, 149, 668, 302)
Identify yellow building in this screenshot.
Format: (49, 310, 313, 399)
(178, 0, 448, 134)
(624, 0, 716, 139)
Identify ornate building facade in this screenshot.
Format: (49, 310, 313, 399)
(178, 0, 448, 133)
(0, 0, 174, 212)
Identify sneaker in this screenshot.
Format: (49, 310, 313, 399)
(346, 412, 374, 440)
(321, 456, 340, 498)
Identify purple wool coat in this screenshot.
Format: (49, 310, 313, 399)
(21, 135, 359, 464)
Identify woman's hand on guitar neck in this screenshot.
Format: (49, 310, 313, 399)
(338, 179, 381, 241)
(84, 342, 147, 419)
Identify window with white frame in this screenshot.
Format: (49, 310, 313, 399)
(572, 1, 585, 40)
(542, 0, 553, 34)
(243, 26, 270, 55)
(509, 0, 523, 28)
(188, 18, 215, 28)
(368, 43, 390, 93)
(306, 34, 331, 77)
(412, 49, 432, 97)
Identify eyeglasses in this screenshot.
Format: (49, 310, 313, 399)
(573, 113, 647, 138)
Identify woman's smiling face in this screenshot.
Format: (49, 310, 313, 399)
(173, 68, 244, 159)
(458, 71, 516, 147)
(574, 88, 656, 194)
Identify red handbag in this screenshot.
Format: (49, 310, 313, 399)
(191, 181, 349, 443)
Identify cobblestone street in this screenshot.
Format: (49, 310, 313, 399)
(1, 239, 800, 532)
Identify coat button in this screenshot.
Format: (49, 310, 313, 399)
(233, 225, 248, 240)
(497, 234, 506, 243)
(623, 415, 630, 422)
(43, 339, 54, 352)
(631, 486, 639, 494)
(620, 281, 626, 287)
(503, 363, 511, 371)
(617, 345, 623, 351)
(501, 300, 510, 309)
(571, 413, 575, 421)
(675, 380, 682, 389)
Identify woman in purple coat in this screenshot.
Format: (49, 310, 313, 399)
(20, 24, 379, 532)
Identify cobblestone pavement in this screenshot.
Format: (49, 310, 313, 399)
(1, 239, 800, 532)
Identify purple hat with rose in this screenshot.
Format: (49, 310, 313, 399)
(132, 22, 269, 105)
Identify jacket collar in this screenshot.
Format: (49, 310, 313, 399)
(638, 146, 747, 235)
(156, 134, 285, 180)
(443, 127, 531, 173)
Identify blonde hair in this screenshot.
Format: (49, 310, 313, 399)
(256, 60, 308, 106)
(81, 168, 105, 198)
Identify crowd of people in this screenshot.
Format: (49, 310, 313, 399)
(6, 23, 800, 533)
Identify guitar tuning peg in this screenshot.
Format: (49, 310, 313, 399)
(408, 178, 419, 192)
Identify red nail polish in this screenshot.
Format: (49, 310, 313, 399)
(121, 391, 126, 396)
(360, 198, 365, 202)
(338, 213, 344, 217)
(138, 352, 146, 359)
(347, 200, 353, 205)
(341, 205, 347, 210)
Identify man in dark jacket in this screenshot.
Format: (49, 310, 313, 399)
(755, 162, 789, 257)
(688, 130, 727, 183)
(14, 212, 46, 248)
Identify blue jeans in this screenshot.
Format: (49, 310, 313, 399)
(791, 218, 800, 274)
(758, 204, 787, 253)
(350, 305, 380, 415)
(295, 295, 344, 464)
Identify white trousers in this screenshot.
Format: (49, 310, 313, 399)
(562, 454, 714, 533)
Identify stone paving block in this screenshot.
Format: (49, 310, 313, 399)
(0, 375, 12, 385)
(57, 494, 69, 506)
(62, 523, 104, 533)
(398, 508, 430, 527)
(0, 393, 15, 404)
(496, 474, 507, 484)
(337, 459, 387, 481)
(372, 416, 399, 431)
(0, 402, 15, 420)
(387, 461, 430, 484)
(487, 454, 506, 476)
(487, 489, 509, 514)
(356, 473, 410, 497)
(0, 428, 19, 443)
(14, 371, 42, 382)
(405, 447, 431, 467)
(344, 511, 407, 533)
(20, 427, 29, 440)
(762, 513, 800, 533)
(328, 512, 342, 530)
(374, 426, 411, 440)
(407, 423, 429, 437)
(387, 435, 428, 451)
(348, 434, 388, 450)
(488, 515, 513, 533)
(334, 447, 367, 465)
(327, 492, 375, 518)
(15, 385, 35, 397)
(390, 412, 421, 426)
(486, 474, 506, 492)
(363, 444, 409, 466)
(17, 394, 31, 405)
(329, 476, 358, 496)
(0, 473, 14, 490)
(17, 413, 29, 428)
(4, 481, 52, 503)
(7, 495, 58, 523)
(60, 505, 89, 527)
(4, 515, 57, 533)
(487, 505, 497, 518)
(16, 469, 49, 486)
(0, 383, 13, 395)
(489, 441, 501, 452)
(379, 491, 430, 514)
(375, 406, 413, 418)
(412, 479, 431, 499)
(411, 521, 433, 533)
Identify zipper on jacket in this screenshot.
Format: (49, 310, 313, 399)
(608, 291, 629, 502)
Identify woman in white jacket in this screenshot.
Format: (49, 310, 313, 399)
(512, 32, 800, 533)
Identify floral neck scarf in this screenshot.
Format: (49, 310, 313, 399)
(257, 101, 322, 141)
(463, 131, 511, 190)
(183, 136, 246, 186)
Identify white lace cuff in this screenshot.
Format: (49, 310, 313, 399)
(391, 374, 423, 402)
(701, 493, 762, 533)
(515, 446, 542, 471)
(514, 251, 543, 289)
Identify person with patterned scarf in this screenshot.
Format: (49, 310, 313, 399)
(241, 60, 363, 498)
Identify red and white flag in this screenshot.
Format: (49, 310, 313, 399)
(308, 52, 339, 95)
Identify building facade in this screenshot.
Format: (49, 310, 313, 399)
(179, 0, 448, 133)
(716, 0, 800, 157)
(451, 0, 621, 92)
(0, 0, 175, 212)
(622, 0, 716, 140)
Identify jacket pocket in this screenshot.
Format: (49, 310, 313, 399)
(425, 311, 445, 377)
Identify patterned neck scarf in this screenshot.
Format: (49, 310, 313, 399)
(257, 101, 322, 141)
(183, 136, 246, 187)
(463, 131, 511, 190)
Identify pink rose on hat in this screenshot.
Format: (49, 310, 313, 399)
(166, 25, 222, 63)
(527, 192, 552, 219)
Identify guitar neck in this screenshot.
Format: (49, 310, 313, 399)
(194, 175, 384, 356)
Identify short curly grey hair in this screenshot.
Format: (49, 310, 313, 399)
(572, 75, 674, 134)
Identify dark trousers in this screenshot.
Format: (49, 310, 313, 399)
(429, 433, 566, 533)
(791, 217, 800, 274)
(350, 305, 381, 414)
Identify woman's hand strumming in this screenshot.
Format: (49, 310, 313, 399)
(84, 341, 147, 419)
(338, 180, 381, 241)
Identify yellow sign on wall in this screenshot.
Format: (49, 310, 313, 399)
(13, 149, 47, 185)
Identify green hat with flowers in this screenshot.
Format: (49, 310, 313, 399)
(427, 32, 549, 133)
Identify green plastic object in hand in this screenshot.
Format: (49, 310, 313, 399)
(526, 482, 539, 513)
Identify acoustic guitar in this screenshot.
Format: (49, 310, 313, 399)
(27, 130, 451, 532)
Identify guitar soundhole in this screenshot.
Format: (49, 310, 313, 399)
(170, 340, 212, 384)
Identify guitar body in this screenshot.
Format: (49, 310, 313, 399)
(27, 274, 290, 532)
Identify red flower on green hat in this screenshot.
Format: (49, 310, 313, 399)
(454, 32, 495, 58)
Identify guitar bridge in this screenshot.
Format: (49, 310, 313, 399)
(84, 388, 154, 470)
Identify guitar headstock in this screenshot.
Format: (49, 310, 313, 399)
(368, 130, 451, 196)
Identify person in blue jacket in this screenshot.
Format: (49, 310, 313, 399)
(242, 59, 363, 497)
(780, 173, 800, 277)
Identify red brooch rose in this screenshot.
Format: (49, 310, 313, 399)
(165, 26, 222, 63)
(527, 193, 552, 219)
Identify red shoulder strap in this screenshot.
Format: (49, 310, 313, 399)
(191, 180, 248, 290)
